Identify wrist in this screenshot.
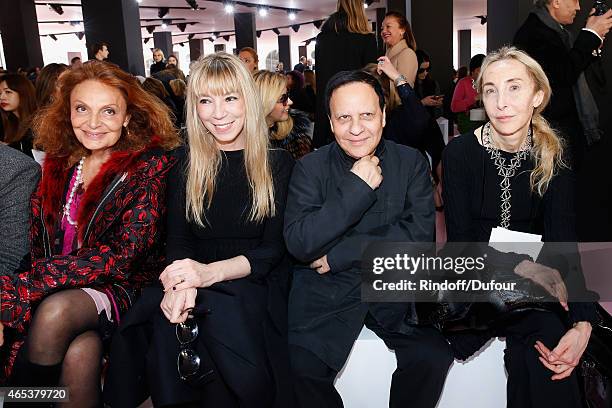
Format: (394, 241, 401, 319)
(573, 321, 592, 335)
(394, 74, 407, 87)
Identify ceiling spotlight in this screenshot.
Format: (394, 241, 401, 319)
(70, 21, 83, 29)
(75, 32, 84, 40)
(185, 0, 199, 10)
(188, 33, 195, 39)
(256, 30, 262, 38)
(223, 35, 230, 41)
(313, 20, 324, 29)
(272, 27, 280, 35)
(144, 37, 151, 43)
(49, 34, 58, 41)
(179, 42, 185, 47)
(258, 7, 268, 17)
(177, 23, 187, 32)
(158, 7, 170, 18)
(161, 23, 168, 29)
(146, 25, 156, 34)
(48, 4, 64, 15)
(209, 37, 215, 42)
(224, 2, 234, 13)
(288, 11, 297, 21)
(136, 0, 143, 3)
(211, 33, 217, 40)
(291, 24, 300, 33)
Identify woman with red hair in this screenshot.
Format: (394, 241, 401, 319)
(0, 61, 180, 406)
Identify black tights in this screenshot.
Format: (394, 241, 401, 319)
(20, 289, 103, 408)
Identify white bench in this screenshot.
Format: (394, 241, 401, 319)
(335, 327, 507, 408)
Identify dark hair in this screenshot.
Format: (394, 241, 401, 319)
(384, 11, 417, 50)
(286, 70, 305, 90)
(34, 61, 179, 166)
(35, 63, 69, 108)
(0, 73, 37, 144)
(142, 77, 169, 99)
(325, 70, 385, 118)
(469, 54, 486, 73)
(91, 41, 109, 56)
(415, 49, 430, 67)
(70, 56, 81, 64)
(457, 66, 468, 79)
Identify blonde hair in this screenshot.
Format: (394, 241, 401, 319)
(338, 0, 371, 34)
(185, 53, 275, 226)
(253, 70, 293, 140)
(476, 46, 564, 196)
(152, 48, 164, 59)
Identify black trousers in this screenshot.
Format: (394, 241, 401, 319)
(497, 310, 585, 408)
(290, 313, 453, 408)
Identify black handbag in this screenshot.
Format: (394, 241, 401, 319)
(580, 304, 612, 408)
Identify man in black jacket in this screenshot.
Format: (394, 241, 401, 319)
(284, 71, 452, 408)
(514, 1, 612, 241)
(514, 0, 612, 168)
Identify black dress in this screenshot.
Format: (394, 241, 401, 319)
(103, 147, 295, 408)
(442, 132, 596, 408)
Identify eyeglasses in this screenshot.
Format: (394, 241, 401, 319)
(277, 93, 290, 106)
(417, 66, 431, 74)
(176, 308, 214, 383)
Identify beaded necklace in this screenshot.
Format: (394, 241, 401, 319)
(62, 157, 85, 228)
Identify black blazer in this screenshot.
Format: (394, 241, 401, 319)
(514, 13, 601, 140)
(312, 31, 378, 148)
(284, 140, 434, 370)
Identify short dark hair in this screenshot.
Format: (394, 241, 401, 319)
(91, 41, 109, 55)
(469, 54, 486, 73)
(70, 56, 81, 64)
(325, 70, 385, 118)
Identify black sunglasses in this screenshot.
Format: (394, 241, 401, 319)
(417, 66, 431, 74)
(176, 308, 214, 383)
(277, 93, 290, 106)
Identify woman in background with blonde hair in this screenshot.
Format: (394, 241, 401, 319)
(106, 52, 294, 408)
(312, 0, 377, 148)
(254, 70, 312, 160)
(442, 46, 596, 407)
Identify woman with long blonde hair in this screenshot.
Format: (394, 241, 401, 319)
(106, 52, 295, 407)
(254, 70, 312, 160)
(442, 46, 595, 407)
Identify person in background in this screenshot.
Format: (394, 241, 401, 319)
(142, 77, 180, 127)
(275, 62, 285, 73)
(414, 49, 444, 119)
(294, 56, 308, 73)
(381, 11, 418, 88)
(254, 70, 312, 160)
(70, 57, 82, 69)
(91, 42, 110, 62)
(169, 78, 187, 128)
(150, 48, 167, 75)
(0, 61, 180, 406)
(313, 0, 377, 147)
(0, 144, 40, 275)
(238, 47, 259, 73)
(286, 70, 315, 116)
(166, 54, 179, 69)
(0, 73, 37, 157)
(451, 53, 486, 134)
(35, 63, 69, 109)
(303, 69, 316, 120)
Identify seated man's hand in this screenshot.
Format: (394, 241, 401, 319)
(310, 255, 331, 274)
(351, 155, 383, 190)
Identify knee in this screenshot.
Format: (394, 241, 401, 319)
(396, 333, 454, 375)
(31, 293, 76, 333)
(64, 332, 103, 368)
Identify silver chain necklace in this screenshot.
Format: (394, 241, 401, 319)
(482, 122, 532, 229)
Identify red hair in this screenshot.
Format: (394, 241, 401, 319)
(34, 61, 180, 166)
